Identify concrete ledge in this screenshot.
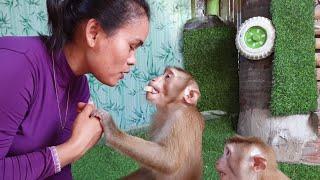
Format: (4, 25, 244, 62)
(238, 109, 319, 164)
(201, 110, 227, 120)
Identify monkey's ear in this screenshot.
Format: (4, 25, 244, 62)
(252, 156, 267, 172)
(183, 86, 200, 105)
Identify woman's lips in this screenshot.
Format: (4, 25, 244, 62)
(120, 72, 129, 79)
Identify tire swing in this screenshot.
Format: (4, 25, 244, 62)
(236, 16, 275, 60)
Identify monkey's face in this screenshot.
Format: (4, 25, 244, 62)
(146, 68, 189, 107)
(216, 144, 244, 180)
(216, 137, 271, 180)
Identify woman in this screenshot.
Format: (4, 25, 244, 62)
(0, 0, 150, 179)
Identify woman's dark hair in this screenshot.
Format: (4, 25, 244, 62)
(42, 0, 150, 52)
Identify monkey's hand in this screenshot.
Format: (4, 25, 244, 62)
(91, 109, 121, 144)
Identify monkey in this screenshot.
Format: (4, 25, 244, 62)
(215, 135, 290, 180)
(97, 67, 205, 180)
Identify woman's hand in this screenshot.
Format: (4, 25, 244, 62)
(56, 102, 103, 168)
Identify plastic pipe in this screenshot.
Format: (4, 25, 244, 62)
(207, 0, 220, 16)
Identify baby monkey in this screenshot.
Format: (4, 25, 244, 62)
(98, 67, 205, 180)
(216, 135, 290, 180)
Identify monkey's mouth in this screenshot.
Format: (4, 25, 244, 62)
(151, 87, 159, 94)
(218, 171, 226, 178)
(146, 85, 160, 94)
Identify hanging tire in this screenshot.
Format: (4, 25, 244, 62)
(236, 16, 275, 60)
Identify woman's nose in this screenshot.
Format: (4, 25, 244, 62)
(127, 53, 136, 66)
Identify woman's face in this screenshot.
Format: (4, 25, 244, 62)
(87, 16, 149, 86)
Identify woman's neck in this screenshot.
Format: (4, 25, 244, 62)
(63, 42, 88, 76)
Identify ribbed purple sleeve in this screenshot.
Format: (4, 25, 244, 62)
(0, 49, 55, 179)
(0, 148, 55, 179)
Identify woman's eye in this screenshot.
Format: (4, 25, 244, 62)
(165, 74, 171, 79)
(129, 44, 136, 51)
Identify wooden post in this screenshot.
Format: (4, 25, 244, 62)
(316, 4, 320, 34)
(316, 53, 320, 67)
(316, 5, 320, 19)
(316, 38, 320, 49)
(317, 68, 320, 81)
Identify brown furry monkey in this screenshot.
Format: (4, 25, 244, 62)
(98, 67, 205, 180)
(215, 135, 290, 180)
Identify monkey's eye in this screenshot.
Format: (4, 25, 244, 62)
(225, 148, 231, 157)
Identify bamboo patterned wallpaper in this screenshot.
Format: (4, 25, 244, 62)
(0, 0, 191, 130)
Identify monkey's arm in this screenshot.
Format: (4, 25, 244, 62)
(110, 133, 180, 174)
(100, 113, 183, 174)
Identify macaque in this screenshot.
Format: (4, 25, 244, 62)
(215, 135, 290, 180)
(97, 67, 205, 180)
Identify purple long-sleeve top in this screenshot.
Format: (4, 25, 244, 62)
(0, 36, 90, 179)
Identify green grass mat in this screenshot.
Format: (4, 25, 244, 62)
(183, 26, 239, 113)
(72, 116, 320, 179)
(270, 0, 317, 115)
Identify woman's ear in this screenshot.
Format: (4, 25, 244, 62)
(85, 18, 100, 48)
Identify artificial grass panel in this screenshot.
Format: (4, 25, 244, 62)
(72, 145, 138, 179)
(183, 26, 239, 113)
(73, 116, 320, 179)
(270, 0, 317, 115)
